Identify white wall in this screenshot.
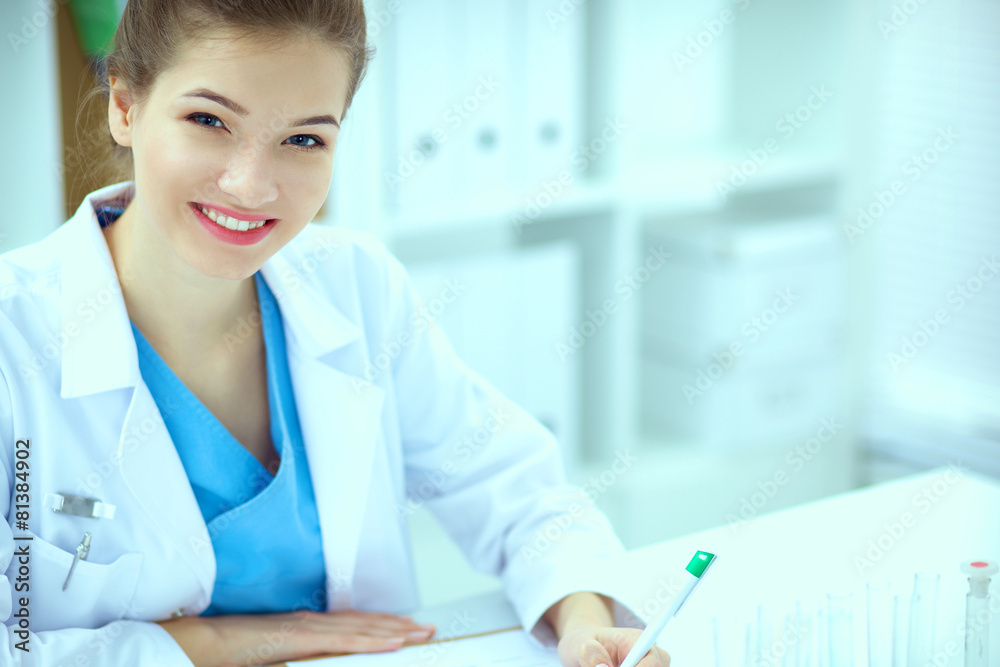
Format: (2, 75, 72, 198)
(0, 0, 64, 253)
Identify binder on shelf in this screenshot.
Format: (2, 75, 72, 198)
(386, 0, 464, 221)
(453, 1, 510, 210)
(511, 0, 585, 201)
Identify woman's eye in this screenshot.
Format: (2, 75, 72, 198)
(285, 135, 326, 151)
(187, 112, 224, 129)
(185, 113, 325, 151)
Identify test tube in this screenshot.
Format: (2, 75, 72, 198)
(826, 592, 854, 667)
(789, 601, 817, 667)
(906, 572, 940, 667)
(770, 607, 804, 667)
(817, 606, 830, 667)
(891, 594, 910, 667)
(748, 604, 775, 667)
(961, 560, 998, 667)
(866, 582, 894, 667)
(711, 613, 747, 667)
(786, 602, 805, 667)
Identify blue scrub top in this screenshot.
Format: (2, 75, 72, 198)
(97, 203, 328, 615)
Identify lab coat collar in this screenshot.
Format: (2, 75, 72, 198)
(58, 181, 362, 399)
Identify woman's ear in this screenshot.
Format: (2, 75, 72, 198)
(108, 76, 136, 148)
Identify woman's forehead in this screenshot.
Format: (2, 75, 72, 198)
(173, 28, 339, 68)
(155, 32, 351, 115)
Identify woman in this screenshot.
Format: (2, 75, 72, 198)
(0, 1, 670, 665)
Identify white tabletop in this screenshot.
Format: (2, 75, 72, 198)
(410, 466, 1000, 666)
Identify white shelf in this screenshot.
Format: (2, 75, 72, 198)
(378, 150, 844, 244)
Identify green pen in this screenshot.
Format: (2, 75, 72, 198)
(618, 550, 716, 667)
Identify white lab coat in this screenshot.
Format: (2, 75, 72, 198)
(0, 182, 641, 665)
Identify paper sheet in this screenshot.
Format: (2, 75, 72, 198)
(287, 628, 560, 666)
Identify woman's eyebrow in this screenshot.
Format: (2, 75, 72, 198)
(180, 88, 340, 128)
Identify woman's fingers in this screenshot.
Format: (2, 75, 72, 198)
(313, 610, 436, 636)
(285, 609, 436, 654)
(636, 647, 671, 667)
(332, 623, 435, 641)
(315, 632, 408, 654)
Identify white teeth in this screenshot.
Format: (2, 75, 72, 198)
(197, 204, 267, 231)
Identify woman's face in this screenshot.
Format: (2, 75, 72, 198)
(109, 30, 351, 280)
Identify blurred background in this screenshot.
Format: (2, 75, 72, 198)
(1, 0, 997, 607)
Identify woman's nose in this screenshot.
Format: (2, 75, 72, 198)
(218, 143, 279, 209)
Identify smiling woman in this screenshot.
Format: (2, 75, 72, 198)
(0, 1, 661, 667)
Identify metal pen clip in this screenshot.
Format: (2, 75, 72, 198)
(62, 532, 92, 592)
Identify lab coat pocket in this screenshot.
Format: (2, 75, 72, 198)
(22, 532, 143, 632)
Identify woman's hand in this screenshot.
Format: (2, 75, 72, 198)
(156, 609, 437, 667)
(556, 626, 670, 667)
(543, 592, 670, 667)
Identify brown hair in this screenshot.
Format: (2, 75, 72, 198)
(77, 0, 374, 187)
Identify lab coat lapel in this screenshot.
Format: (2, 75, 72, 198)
(260, 251, 384, 611)
(116, 382, 216, 609)
(286, 345, 384, 610)
(59, 181, 141, 398)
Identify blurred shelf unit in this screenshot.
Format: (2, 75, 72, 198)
(323, 0, 853, 471)
(639, 208, 849, 451)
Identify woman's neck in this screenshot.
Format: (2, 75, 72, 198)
(102, 199, 262, 369)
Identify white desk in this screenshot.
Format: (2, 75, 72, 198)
(279, 467, 999, 665)
(405, 467, 1000, 666)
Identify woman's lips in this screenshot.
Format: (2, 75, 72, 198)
(192, 203, 272, 229)
(192, 201, 274, 222)
(190, 202, 278, 246)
